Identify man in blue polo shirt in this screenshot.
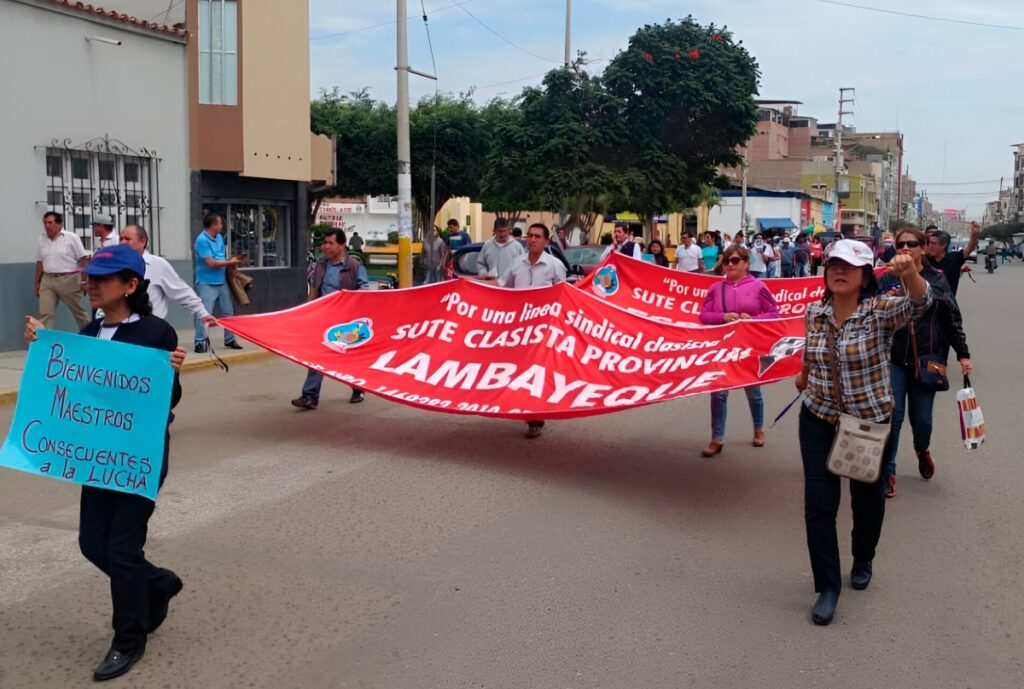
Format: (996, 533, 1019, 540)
(194, 213, 242, 352)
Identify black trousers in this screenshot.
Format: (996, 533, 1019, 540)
(799, 406, 889, 593)
(78, 431, 175, 653)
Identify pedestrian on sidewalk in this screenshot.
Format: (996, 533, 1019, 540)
(698, 243, 780, 456)
(118, 224, 216, 327)
(795, 240, 930, 626)
(292, 229, 369, 410)
(193, 213, 242, 353)
(500, 222, 566, 438)
(877, 227, 972, 498)
(34, 211, 90, 330)
(92, 213, 119, 252)
(477, 217, 525, 280)
(25, 243, 187, 681)
(420, 226, 449, 284)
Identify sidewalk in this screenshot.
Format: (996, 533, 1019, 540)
(0, 327, 271, 406)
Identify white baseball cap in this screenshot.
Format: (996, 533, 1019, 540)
(825, 239, 874, 267)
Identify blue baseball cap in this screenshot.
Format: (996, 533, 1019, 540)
(83, 243, 146, 278)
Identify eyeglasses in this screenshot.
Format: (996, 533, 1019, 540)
(724, 256, 745, 265)
(896, 240, 922, 249)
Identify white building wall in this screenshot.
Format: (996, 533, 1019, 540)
(710, 196, 802, 235)
(0, 0, 189, 263)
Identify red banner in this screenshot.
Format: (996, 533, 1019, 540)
(220, 280, 806, 420)
(580, 252, 825, 324)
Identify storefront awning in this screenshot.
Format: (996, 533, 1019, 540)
(757, 217, 797, 231)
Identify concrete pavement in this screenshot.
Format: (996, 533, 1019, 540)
(0, 263, 1021, 688)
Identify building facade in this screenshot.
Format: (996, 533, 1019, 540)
(185, 0, 333, 313)
(0, 0, 190, 349)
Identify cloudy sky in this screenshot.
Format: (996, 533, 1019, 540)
(309, 0, 1024, 218)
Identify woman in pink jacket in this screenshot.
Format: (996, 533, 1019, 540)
(698, 243, 781, 456)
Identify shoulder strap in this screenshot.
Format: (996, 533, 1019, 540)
(826, 319, 847, 415)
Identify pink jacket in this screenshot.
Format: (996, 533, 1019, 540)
(699, 274, 781, 325)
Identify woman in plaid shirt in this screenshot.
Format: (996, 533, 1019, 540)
(794, 240, 930, 626)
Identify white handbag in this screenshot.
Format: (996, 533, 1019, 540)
(825, 324, 890, 483)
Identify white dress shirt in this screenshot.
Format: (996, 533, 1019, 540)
(500, 251, 567, 288)
(674, 243, 704, 272)
(94, 232, 120, 252)
(144, 252, 210, 320)
(600, 240, 642, 260)
(37, 230, 87, 273)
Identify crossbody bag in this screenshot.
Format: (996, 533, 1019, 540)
(909, 315, 950, 392)
(825, 322, 890, 483)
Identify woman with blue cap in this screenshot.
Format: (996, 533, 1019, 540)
(25, 243, 186, 681)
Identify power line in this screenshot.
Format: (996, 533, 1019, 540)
(310, 0, 479, 42)
(473, 58, 605, 91)
(817, 0, 1024, 30)
(454, 2, 561, 64)
(916, 179, 1002, 185)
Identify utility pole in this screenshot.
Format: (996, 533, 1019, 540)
(564, 0, 572, 67)
(834, 87, 855, 234)
(396, 0, 436, 288)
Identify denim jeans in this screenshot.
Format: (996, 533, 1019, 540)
(301, 369, 324, 401)
(710, 386, 764, 441)
(194, 282, 236, 345)
(882, 362, 936, 477)
(424, 267, 442, 284)
(794, 262, 810, 277)
(799, 406, 888, 593)
(750, 270, 766, 279)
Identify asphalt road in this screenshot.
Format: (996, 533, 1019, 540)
(1, 261, 1022, 689)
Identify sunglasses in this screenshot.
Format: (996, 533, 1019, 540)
(896, 240, 922, 249)
(724, 256, 745, 265)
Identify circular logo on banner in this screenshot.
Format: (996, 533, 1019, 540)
(591, 266, 619, 297)
(323, 319, 374, 353)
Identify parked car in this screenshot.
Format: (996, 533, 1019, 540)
(450, 241, 582, 282)
(562, 245, 606, 275)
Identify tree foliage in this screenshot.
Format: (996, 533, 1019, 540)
(981, 221, 1024, 241)
(311, 17, 761, 241)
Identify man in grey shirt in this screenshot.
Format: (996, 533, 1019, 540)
(500, 223, 566, 437)
(477, 217, 524, 279)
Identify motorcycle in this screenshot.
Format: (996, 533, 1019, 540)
(985, 254, 997, 274)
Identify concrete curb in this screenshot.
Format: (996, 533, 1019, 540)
(0, 349, 274, 407)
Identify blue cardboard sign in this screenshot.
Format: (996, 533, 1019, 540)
(0, 329, 174, 501)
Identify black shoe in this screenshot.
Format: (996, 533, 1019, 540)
(223, 341, 243, 350)
(851, 561, 873, 591)
(291, 396, 319, 410)
(147, 573, 183, 634)
(526, 421, 544, 438)
(93, 646, 144, 681)
(349, 390, 365, 404)
(194, 343, 207, 354)
(811, 591, 839, 626)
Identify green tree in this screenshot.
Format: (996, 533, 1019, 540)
(410, 93, 489, 238)
(477, 97, 540, 228)
(310, 88, 396, 204)
(981, 221, 1024, 241)
(602, 18, 760, 239)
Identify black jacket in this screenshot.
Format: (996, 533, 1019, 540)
(80, 315, 182, 410)
(879, 266, 970, 366)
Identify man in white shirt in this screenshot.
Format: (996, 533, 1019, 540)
(600, 225, 642, 260)
(119, 224, 215, 325)
(500, 223, 566, 438)
(92, 213, 119, 252)
(477, 217, 525, 279)
(35, 211, 90, 329)
(673, 232, 704, 272)
(748, 233, 772, 278)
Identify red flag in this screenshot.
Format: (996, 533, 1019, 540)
(220, 280, 805, 420)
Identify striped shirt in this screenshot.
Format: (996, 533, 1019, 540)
(802, 286, 931, 424)
(37, 230, 87, 273)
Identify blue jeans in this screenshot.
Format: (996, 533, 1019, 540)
(301, 369, 324, 401)
(424, 267, 443, 284)
(194, 282, 236, 345)
(882, 363, 936, 477)
(750, 270, 765, 279)
(794, 262, 810, 277)
(710, 386, 764, 441)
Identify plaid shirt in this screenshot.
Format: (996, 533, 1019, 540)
(802, 286, 931, 424)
